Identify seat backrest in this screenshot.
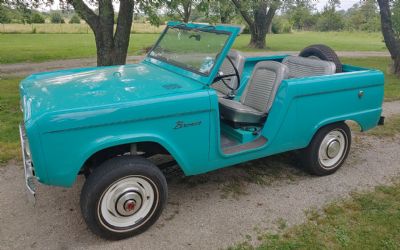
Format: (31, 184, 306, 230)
(240, 61, 289, 114)
(212, 50, 246, 96)
(282, 56, 336, 78)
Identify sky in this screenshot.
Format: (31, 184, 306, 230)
(47, 0, 361, 11)
(316, 0, 360, 10)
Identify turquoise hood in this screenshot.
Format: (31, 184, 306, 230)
(20, 61, 205, 123)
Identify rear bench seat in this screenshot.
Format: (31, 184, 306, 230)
(282, 56, 336, 78)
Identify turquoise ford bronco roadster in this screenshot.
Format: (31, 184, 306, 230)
(19, 22, 385, 239)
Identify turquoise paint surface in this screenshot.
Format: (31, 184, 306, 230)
(20, 23, 385, 187)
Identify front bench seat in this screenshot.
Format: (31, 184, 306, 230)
(282, 55, 336, 78)
(212, 50, 246, 97)
(219, 61, 289, 126)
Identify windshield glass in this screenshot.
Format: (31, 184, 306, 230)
(149, 26, 230, 76)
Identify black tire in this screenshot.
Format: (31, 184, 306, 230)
(299, 122, 351, 176)
(80, 156, 167, 240)
(299, 44, 343, 73)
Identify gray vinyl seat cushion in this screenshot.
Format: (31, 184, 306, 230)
(212, 50, 246, 97)
(219, 61, 289, 125)
(282, 56, 336, 78)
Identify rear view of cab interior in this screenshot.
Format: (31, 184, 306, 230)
(213, 49, 340, 155)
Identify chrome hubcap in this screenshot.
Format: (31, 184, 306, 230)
(116, 191, 142, 216)
(318, 129, 347, 169)
(327, 139, 340, 159)
(98, 176, 157, 232)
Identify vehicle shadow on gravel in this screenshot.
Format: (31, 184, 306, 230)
(169, 152, 308, 199)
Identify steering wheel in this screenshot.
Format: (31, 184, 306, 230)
(214, 56, 241, 91)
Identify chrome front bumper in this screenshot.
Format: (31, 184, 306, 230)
(19, 124, 36, 204)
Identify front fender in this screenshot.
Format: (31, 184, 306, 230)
(81, 134, 190, 176)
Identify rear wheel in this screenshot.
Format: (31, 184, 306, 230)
(299, 122, 351, 176)
(299, 44, 343, 73)
(80, 156, 167, 240)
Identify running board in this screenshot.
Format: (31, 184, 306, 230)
(223, 136, 268, 155)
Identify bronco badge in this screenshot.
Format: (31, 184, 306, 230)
(174, 120, 202, 129)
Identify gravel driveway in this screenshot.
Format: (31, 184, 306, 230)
(0, 101, 399, 250)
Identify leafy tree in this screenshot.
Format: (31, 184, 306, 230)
(69, 13, 80, 24)
(50, 12, 65, 23)
(0, 5, 12, 23)
(165, 0, 204, 23)
(204, 0, 236, 24)
(283, 0, 315, 30)
(377, 0, 400, 77)
(271, 15, 292, 33)
(30, 12, 45, 23)
(345, 0, 380, 32)
(231, 0, 281, 49)
(316, 0, 344, 31)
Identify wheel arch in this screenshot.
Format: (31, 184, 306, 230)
(304, 118, 358, 149)
(78, 135, 189, 177)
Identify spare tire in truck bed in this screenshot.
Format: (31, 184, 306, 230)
(299, 44, 343, 73)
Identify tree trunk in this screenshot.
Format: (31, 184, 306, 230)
(249, 24, 267, 49)
(377, 0, 400, 76)
(113, 0, 134, 65)
(395, 56, 400, 77)
(69, 0, 134, 66)
(267, 21, 273, 34)
(182, 2, 192, 23)
(248, 2, 277, 49)
(220, 15, 228, 24)
(95, 0, 115, 66)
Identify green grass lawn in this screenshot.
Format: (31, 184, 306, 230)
(0, 33, 158, 64)
(231, 182, 400, 250)
(0, 31, 386, 64)
(0, 77, 22, 164)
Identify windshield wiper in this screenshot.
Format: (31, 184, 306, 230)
(171, 23, 216, 32)
(195, 25, 216, 31)
(170, 23, 187, 29)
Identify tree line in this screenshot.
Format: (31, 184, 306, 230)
(0, 1, 385, 33)
(0, 6, 81, 24)
(0, 0, 399, 76)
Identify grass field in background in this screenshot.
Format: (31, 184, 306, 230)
(0, 31, 386, 64)
(236, 31, 386, 52)
(0, 33, 157, 64)
(0, 23, 166, 34)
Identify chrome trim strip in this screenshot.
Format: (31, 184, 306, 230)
(19, 124, 36, 204)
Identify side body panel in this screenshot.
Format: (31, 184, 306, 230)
(35, 91, 211, 186)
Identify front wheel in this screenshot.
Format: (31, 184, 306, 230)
(299, 122, 351, 176)
(80, 156, 167, 240)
